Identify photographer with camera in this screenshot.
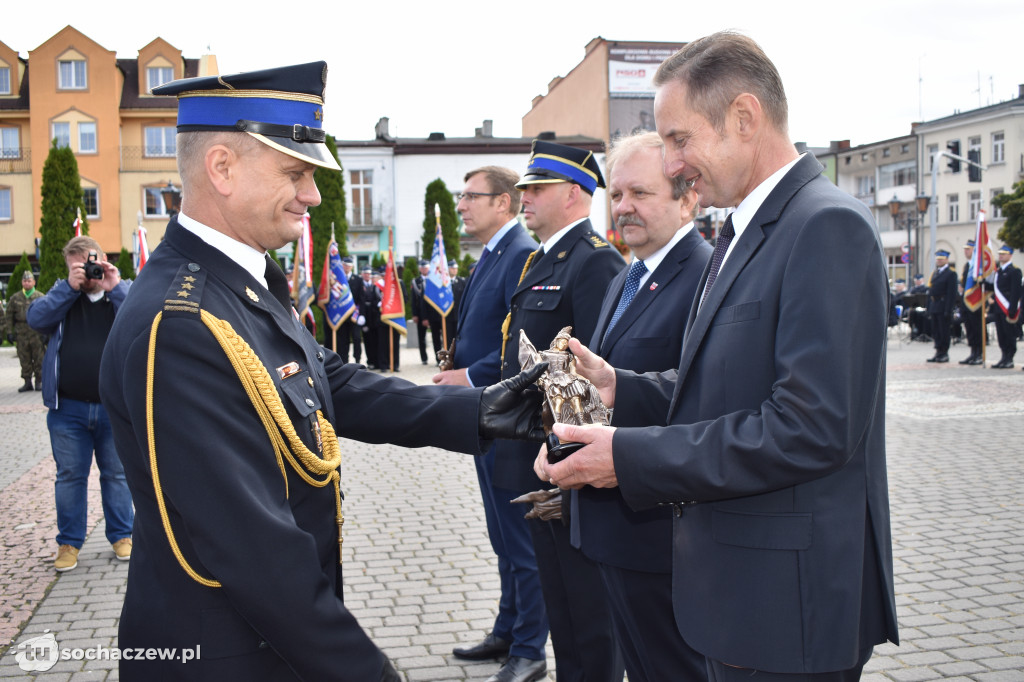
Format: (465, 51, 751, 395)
(26, 235, 134, 572)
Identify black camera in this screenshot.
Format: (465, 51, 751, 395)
(83, 251, 104, 280)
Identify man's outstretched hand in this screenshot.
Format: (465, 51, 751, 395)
(478, 362, 548, 442)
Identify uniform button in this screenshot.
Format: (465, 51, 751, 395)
(258, 640, 269, 649)
(673, 504, 683, 517)
(307, 377, 314, 387)
(537, 301, 543, 307)
(316, 351, 324, 361)
(305, 398, 315, 407)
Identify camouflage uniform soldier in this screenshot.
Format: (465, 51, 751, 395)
(6, 271, 46, 392)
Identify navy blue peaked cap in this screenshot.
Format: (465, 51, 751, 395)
(516, 140, 605, 195)
(152, 61, 340, 171)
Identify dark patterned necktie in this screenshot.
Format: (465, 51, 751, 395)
(604, 259, 647, 341)
(264, 255, 293, 311)
(700, 214, 735, 306)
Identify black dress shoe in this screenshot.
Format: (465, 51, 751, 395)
(992, 359, 1009, 369)
(452, 633, 511, 661)
(934, 354, 949, 363)
(959, 354, 975, 365)
(968, 356, 984, 365)
(926, 355, 938, 363)
(486, 656, 547, 682)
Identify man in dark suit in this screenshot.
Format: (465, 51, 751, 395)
(926, 249, 958, 363)
(433, 166, 548, 681)
(575, 131, 712, 682)
(992, 245, 1022, 368)
(411, 260, 443, 364)
(958, 240, 984, 365)
(336, 256, 365, 363)
(448, 259, 466, 344)
(500, 140, 625, 682)
(359, 265, 380, 369)
(97, 63, 546, 682)
(538, 32, 897, 681)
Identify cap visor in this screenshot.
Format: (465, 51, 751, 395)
(248, 133, 341, 171)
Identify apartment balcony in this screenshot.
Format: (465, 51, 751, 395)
(120, 146, 179, 172)
(348, 203, 393, 229)
(0, 149, 31, 173)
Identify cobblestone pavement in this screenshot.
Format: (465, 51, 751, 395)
(1, 329, 1023, 681)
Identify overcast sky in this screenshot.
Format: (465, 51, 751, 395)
(7, 0, 1023, 148)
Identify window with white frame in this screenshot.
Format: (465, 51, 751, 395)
(146, 66, 173, 93)
(78, 122, 97, 154)
(901, 143, 909, 154)
(992, 132, 1005, 164)
(947, 194, 959, 223)
(144, 187, 170, 217)
(991, 189, 1004, 219)
(856, 175, 875, 196)
(968, 191, 981, 222)
(57, 59, 87, 89)
(1, 127, 19, 158)
(82, 187, 99, 217)
(882, 148, 891, 158)
(0, 187, 11, 220)
(0, 66, 10, 95)
(52, 122, 71, 148)
(350, 170, 374, 225)
(144, 126, 176, 156)
(879, 160, 916, 190)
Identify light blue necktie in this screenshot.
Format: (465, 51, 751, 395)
(604, 259, 647, 341)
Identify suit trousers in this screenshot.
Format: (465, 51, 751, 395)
(705, 644, 873, 682)
(930, 312, 951, 354)
(597, 563, 706, 682)
(961, 305, 982, 352)
(473, 448, 548, 659)
(995, 313, 1017, 360)
(529, 517, 624, 681)
(335, 319, 362, 363)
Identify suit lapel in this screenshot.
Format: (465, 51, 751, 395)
(460, 224, 522, 327)
(592, 267, 628, 352)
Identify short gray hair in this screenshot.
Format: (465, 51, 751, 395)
(605, 131, 691, 201)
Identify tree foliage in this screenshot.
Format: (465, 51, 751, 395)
(116, 248, 136, 281)
(307, 135, 349, 300)
(38, 142, 89, 291)
(7, 252, 33, 303)
(994, 180, 1024, 250)
(420, 179, 460, 262)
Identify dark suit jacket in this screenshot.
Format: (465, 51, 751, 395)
(927, 265, 958, 316)
(576, 227, 712, 573)
(99, 219, 486, 681)
(610, 155, 898, 673)
(495, 219, 624, 491)
(453, 223, 536, 386)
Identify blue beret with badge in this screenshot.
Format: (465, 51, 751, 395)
(516, 140, 605, 195)
(152, 61, 340, 171)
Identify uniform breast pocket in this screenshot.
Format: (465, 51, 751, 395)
(278, 370, 321, 418)
(522, 290, 563, 312)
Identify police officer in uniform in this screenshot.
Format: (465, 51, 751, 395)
(97, 62, 546, 682)
(958, 239, 984, 365)
(496, 140, 625, 682)
(992, 245, 1022, 368)
(7, 270, 46, 391)
(926, 249, 957, 363)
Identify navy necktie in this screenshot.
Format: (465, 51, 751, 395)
(604, 259, 647, 340)
(476, 247, 491, 272)
(264, 256, 293, 312)
(700, 214, 735, 306)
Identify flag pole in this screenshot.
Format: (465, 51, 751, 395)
(434, 203, 449, 353)
(981, 293, 987, 367)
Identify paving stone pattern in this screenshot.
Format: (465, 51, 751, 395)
(1, 332, 1023, 680)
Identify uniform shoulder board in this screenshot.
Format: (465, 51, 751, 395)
(586, 233, 610, 249)
(163, 263, 206, 315)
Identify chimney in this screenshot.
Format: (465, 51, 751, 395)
(537, 131, 556, 140)
(374, 117, 391, 140)
(428, 132, 446, 141)
(482, 119, 493, 138)
(1019, 83, 1024, 99)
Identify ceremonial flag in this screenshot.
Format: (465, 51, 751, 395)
(135, 223, 150, 273)
(73, 208, 82, 237)
(964, 209, 996, 311)
(381, 226, 407, 336)
(292, 213, 317, 329)
(318, 227, 356, 330)
(423, 205, 454, 317)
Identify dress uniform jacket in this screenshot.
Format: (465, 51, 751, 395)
(495, 219, 624, 491)
(99, 219, 487, 681)
(612, 154, 897, 673)
(927, 265, 958, 317)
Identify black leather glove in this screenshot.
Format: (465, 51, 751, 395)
(379, 657, 401, 681)
(479, 362, 548, 442)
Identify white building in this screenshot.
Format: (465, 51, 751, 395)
(335, 118, 608, 267)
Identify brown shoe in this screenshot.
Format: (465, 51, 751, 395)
(112, 538, 132, 561)
(55, 545, 80, 572)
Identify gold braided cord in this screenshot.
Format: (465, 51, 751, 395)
(144, 309, 346, 588)
(500, 249, 540, 366)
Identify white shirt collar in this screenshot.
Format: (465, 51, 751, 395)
(485, 218, 521, 252)
(634, 223, 693, 285)
(542, 217, 588, 253)
(176, 212, 270, 289)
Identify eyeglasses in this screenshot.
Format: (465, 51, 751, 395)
(454, 191, 500, 202)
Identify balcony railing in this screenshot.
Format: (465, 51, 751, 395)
(348, 203, 393, 228)
(120, 146, 178, 172)
(0, 148, 31, 173)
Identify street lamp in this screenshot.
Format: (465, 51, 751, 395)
(160, 180, 181, 219)
(888, 194, 931, 282)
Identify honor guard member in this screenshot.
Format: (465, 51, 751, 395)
(98, 61, 546, 682)
(7, 270, 46, 391)
(335, 256, 364, 363)
(992, 245, 1022, 368)
(958, 239, 984, 365)
(497, 140, 626, 682)
(926, 249, 958, 363)
(448, 258, 466, 341)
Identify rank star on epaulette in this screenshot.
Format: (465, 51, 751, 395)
(184, 276, 196, 283)
(181, 282, 194, 290)
(558, 251, 567, 259)
(176, 290, 191, 298)
(246, 287, 260, 303)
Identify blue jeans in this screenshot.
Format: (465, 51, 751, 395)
(47, 398, 134, 547)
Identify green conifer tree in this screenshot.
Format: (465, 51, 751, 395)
(7, 252, 33, 304)
(115, 248, 137, 281)
(420, 179, 460, 262)
(38, 142, 89, 291)
(994, 180, 1024, 250)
